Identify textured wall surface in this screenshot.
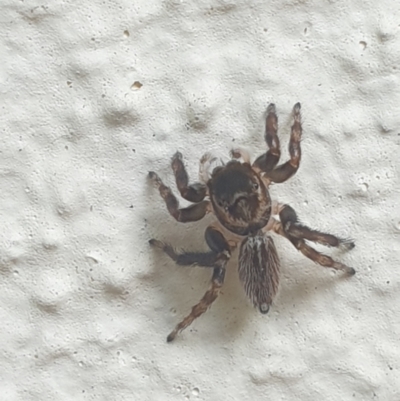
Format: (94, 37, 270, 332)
(1, 1, 399, 400)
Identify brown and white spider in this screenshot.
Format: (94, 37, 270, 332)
(148, 103, 355, 342)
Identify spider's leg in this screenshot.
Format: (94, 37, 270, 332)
(253, 103, 281, 173)
(148, 171, 209, 222)
(166, 226, 231, 342)
(171, 152, 207, 202)
(149, 239, 217, 267)
(279, 204, 355, 250)
(166, 266, 226, 342)
(264, 102, 302, 184)
(272, 211, 355, 275)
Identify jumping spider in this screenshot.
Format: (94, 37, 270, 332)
(149, 103, 355, 342)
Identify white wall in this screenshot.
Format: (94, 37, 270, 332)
(1, 1, 399, 400)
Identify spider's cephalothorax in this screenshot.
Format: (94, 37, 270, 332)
(149, 103, 356, 342)
(209, 160, 272, 236)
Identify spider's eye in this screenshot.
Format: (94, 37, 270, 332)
(253, 183, 259, 190)
(224, 206, 229, 212)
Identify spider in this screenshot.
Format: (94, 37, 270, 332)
(148, 103, 355, 342)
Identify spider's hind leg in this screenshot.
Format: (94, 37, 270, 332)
(165, 226, 231, 342)
(279, 204, 355, 250)
(149, 239, 218, 267)
(273, 204, 355, 275)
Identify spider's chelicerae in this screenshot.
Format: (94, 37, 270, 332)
(149, 103, 355, 342)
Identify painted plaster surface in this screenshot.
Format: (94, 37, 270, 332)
(1, 1, 399, 400)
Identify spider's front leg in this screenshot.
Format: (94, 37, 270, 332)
(148, 171, 210, 222)
(253, 103, 281, 173)
(254, 103, 302, 184)
(150, 226, 231, 342)
(171, 151, 207, 202)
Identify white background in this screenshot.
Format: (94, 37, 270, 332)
(1, 1, 399, 400)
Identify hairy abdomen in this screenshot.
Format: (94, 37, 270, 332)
(238, 231, 280, 314)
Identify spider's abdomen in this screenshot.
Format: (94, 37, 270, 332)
(238, 231, 280, 314)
